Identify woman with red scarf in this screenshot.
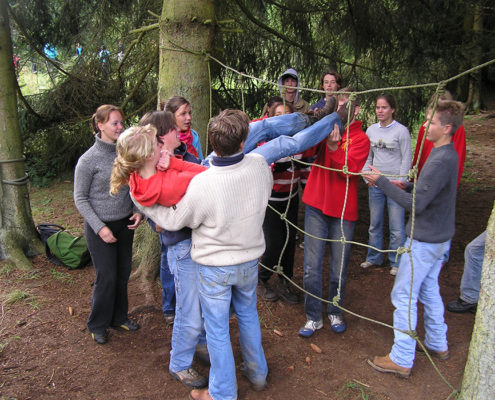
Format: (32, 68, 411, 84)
(161, 96, 204, 160)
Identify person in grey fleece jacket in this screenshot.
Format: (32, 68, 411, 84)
(361, 94, 412, 275)
(74, 104, 142, 345)
(365, 99, 465, 378)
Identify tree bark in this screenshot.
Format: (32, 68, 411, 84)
(131, 0, 215, 298)
(158, 0, 215, 151)
(0, 0, 43, 269)
(459, 200, 495, 399)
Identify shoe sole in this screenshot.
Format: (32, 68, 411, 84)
(298, 326, 323, 338)
(415, 347, 450, 361)
(367, 358, 411, 378)
(446, 306, 477, 314)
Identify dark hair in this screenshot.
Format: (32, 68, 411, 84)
(319, 71, 343, 91)
(138, 110, 176, 143)
(267, 96, 283, 109)
(92, 104, 124, 135)
(160, 96, 190, 114)
(208, 109, 250, 157)
(269, 102, 294, 117)
(376, 94, 397, 118)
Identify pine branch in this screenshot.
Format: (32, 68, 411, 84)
(233, 0, 375, 72)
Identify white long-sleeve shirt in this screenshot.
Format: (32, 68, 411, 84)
(363, 120, 412, 182)
(133, 154, 273, 266)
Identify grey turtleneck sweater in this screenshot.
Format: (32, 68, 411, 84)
(74, 134, 134, 234)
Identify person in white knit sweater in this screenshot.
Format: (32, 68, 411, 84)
(135, 110, 270, 400)
(133, 108, 345, 400)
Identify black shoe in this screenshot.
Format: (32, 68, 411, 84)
(91, 330, 108, 345)
(112, 319, 140, 331)
(258, 280, 278, 302)
(277, 280, 300, 304)
(446, 298, 477, 314)
(308, 96, 337, 124)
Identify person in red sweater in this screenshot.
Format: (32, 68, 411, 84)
(299, 88, 370, 338)
(412, 91, 466, 187)
(110, 124, 206, 205)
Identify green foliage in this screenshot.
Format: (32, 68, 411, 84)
(7, 0, 495, 179)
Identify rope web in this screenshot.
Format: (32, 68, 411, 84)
(164, 38, 495, 399)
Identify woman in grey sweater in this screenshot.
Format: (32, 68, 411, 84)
(74, 104, 142, 344)
(361, 94, 411, 276)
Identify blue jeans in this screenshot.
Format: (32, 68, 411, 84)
(390, 238, 450, 368)
(460, 231, 486, 304)
(303, 205, 355, 320)
(159, 238, 175, 315)
(366, 186, 406, 268)
(197, 260, 268, 400)
(244, 112, 309, 154)
(167, 239, 206, 373)
(248, 112, 342, 165)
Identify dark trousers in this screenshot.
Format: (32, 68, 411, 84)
(259, 195, 299, 282)
(85, 217, 134, 334)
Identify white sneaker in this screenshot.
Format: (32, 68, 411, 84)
(390, 267, 398, 276)
(360, 261, 373, 269)
(298, 319, 323, 338)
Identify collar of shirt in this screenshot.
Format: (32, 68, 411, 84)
(211, 151, 244, 167)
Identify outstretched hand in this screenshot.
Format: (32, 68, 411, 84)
(326, 123, 341, 152)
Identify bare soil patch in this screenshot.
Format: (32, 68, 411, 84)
(1, 114, 494, 400)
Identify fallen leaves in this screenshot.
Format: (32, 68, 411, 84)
(310, 343, 322, 353)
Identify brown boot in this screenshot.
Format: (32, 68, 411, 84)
(189, 388, 213, 400)
(307, 96, 337, 124)
(367, 354, 411, 378)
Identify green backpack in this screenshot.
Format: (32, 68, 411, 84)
(45, 230, 92, 269)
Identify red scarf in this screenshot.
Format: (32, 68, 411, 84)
(179, 129, 198, 157)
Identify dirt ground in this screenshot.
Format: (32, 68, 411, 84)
(1, 113, 494, 400)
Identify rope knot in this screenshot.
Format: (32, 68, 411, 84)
(342, 165, 349, 174)
(408, 167, 417, 181)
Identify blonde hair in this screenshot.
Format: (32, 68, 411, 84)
(110, 124, 157, 194)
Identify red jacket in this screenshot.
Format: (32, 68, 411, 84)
(302, 120, 370, 221)
(129, 156, 206, 207)
(413, 124, 466, 187)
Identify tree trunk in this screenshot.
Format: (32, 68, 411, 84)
(158, 0, 215, 151)
(0, 0, 43, 269)
(459, 200, 495, 399)
(131, 0, 215, 298)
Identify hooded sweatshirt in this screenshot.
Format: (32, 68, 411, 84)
(262, 68, 310, 115)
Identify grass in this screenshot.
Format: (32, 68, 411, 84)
(49, 268, 74, 284)
(5, 290, 31, 305)
(0, 263, 15, 277)
(336, 380, 384, 400)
